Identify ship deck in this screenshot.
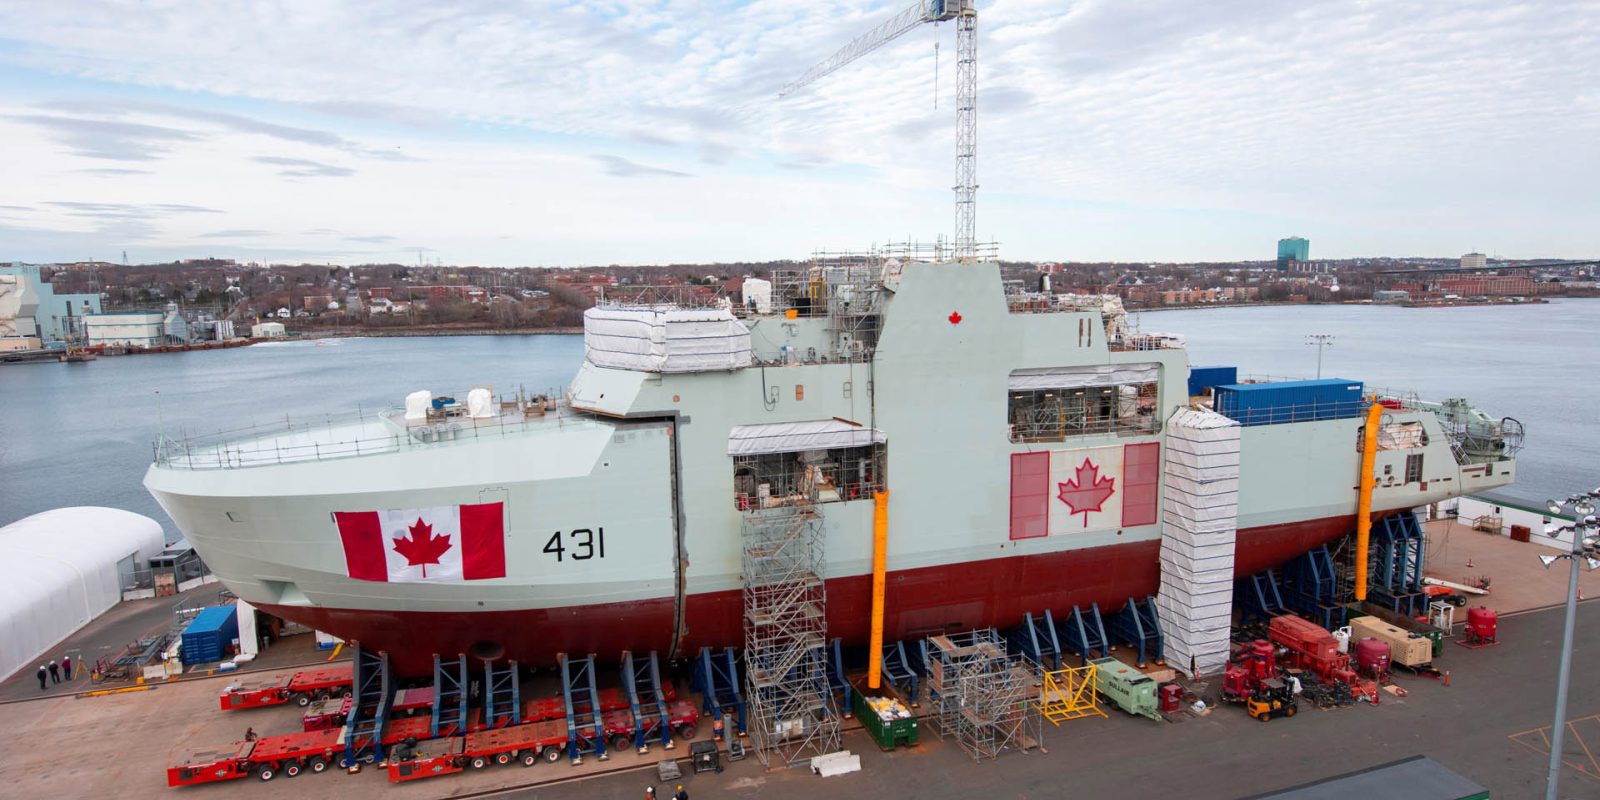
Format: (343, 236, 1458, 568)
(153, 400, 609, 470)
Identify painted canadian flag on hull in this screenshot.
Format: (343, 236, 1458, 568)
(334, 502, 506, 582)
(1009, 443, 1160, 539)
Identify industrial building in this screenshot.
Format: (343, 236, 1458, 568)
(1459, 252, 1487, 269)
(1276, 237, 1310, 271)
(0, 263, 102, 344)
(85, 311, 166, 347)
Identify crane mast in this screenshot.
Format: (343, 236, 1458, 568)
(780, 1, 980, 262)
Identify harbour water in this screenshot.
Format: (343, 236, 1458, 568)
(1, 299, 1594, 534)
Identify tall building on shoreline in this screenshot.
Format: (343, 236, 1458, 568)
(1276, 237, 1310, 271)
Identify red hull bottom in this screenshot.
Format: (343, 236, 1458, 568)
(258, 515, 1361, 675)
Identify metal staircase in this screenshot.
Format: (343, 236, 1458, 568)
(741, 503, 840, 767)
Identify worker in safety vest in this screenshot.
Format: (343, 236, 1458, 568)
(711, 715, 724, 740)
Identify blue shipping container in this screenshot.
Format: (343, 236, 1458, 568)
(1187, 365, 1238, 397)
(1213, 379, 1364, 426)
(182, 605, 240, 664)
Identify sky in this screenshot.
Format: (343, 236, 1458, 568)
(0, 0, 1596, 267)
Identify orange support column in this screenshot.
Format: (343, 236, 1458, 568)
(1355, 402, 1383, 601)
(868, 490, 889, 689)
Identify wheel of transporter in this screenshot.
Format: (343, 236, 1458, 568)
(521, 751, 539, 767)
(495, 751, 512, 766)
(257, 764, 276, 781)
(542, 745, 563, 763)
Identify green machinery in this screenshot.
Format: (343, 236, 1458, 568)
(1088, 657, 1160, 721)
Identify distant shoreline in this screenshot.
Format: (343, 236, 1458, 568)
(294, 326, 584, 339)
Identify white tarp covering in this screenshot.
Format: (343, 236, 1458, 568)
(466, 388, 495, 419)
(404, 390, 432, 422)
(1007, 363, 1160, 392)
(1154, 408, 1241, 678)
(0, 507, 166, 682)
(236, 599, 259, 657)
(727, 419, 886, 456)
(584, 305, 753, 373)
(1378, 421, 1424, 450)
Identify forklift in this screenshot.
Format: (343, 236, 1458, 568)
(1245, 678, 1297, 722)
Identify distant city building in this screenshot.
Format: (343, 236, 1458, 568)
(1372, 290, 1410, 303)
(85, 312, 165, 347)
(1437, 275, 1533, 297)
(0, 263, 101, 342)
(1460, 252, 1487, 269)
(1276, 237, 1310, 271)
(251, 321, 286, 338)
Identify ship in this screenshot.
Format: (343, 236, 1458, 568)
(145, 248, 1522, 676)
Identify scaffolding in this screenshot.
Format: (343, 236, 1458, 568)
(742, 503, 840, 768)
(923, 630, 1044, 762)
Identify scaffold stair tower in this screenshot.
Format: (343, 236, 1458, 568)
(742, 502, 841, 767)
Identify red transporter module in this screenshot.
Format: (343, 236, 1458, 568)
(523, 684, 676, 724)
(219, 664, 353, 710)
(600, 699, 702, 751)
(386, 719, 571, 783)
(167, 729, 342, 786)
(302, 697, 352, 731)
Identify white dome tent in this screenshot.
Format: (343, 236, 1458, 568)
(0, 507, 166, 681)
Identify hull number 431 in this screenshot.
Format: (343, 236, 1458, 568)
(543, 528, 605, 562)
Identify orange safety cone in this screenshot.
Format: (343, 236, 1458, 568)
(1466, 558, 1475, 568)
(1443, 671, 1450, 687)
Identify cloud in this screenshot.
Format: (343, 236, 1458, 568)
(253, 156, 356, 177)
(40, 99, 419, 161)
(46, 201, 222, 217)
(344, 234, 396, 243)
(197, 229, 272, 238)
(592, 154, 691, 178)
(78, 167, 155, 176)
(12, 114, 202, 160)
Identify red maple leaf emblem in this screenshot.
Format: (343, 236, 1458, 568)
(1057, 458, 1116, 528)
(948, 311, 963, 325)
(392, 517, 452, 578)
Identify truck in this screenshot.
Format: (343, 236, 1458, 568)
(167, 729, 342, 786)
(219, 664, 353, 710)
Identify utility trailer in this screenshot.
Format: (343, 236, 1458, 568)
(167, 729, 342, 786)
(600, 699, 701, 751)
(218, 664, 353, 710)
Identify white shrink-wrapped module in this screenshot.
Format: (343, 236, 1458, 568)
(404, 390, 432, 422)
(466, 388, 494, 419)
(1155, 407, 1241, 679)
(583, 305, 753, 373)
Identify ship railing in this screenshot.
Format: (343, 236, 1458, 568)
(152, 398, 588, 470)
(1108, 332, 1185, 351)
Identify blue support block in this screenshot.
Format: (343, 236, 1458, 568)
(483, 659, 520, 728)
(1008, 610, 1061, 670)
(880, 641, 919, 702)
(1058, 603, 1110, 660)
(622, 651, 674, 753)
(430, 653, 468, 738)
(559, 653, 607, 764)
(690, 647, 746, 737)
(341, 642, 392, 767)
(1109, 597, 1164, 667)
(824, 639, 852, 716)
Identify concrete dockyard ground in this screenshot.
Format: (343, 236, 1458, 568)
(2, 521, 1596, 799)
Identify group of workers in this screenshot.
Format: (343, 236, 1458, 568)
(35, 656, 74, 690)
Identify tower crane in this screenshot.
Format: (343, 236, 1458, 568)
(780, 1, 979, 262)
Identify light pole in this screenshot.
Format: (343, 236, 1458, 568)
(1540, 490, 1599, 800)
(1305, 334, 1334, 379)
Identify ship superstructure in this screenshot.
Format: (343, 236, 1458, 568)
(146, 248, 1520, 680)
